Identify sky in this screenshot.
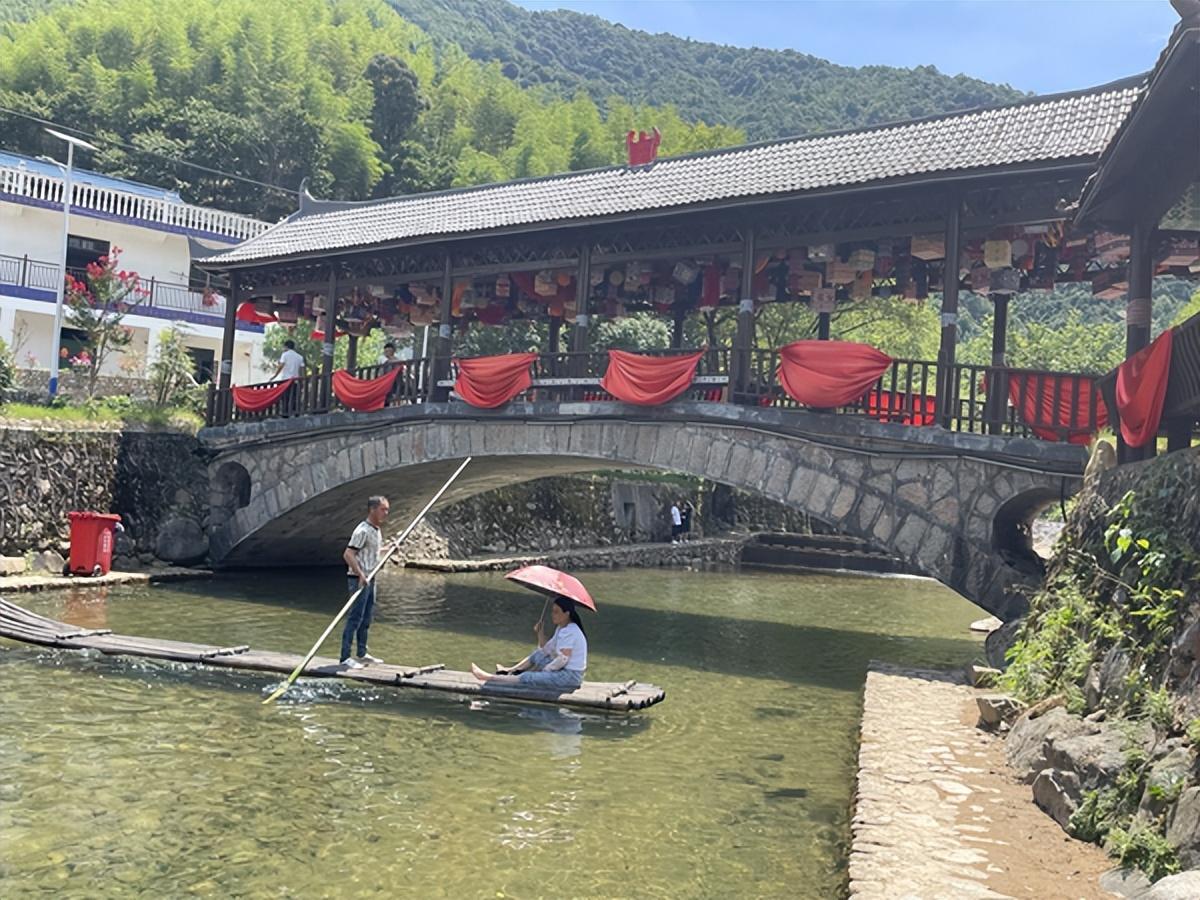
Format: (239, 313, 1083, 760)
(511, 0, 1179, 95)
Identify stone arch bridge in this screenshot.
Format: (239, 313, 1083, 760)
(200, 402, 1088, 621)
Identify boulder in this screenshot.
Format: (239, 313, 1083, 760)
(1140, 870, 1200, 899)
(1045, 727, 1131, 793)
(1006, 707, 1093, 783)
(1032, 767, 1082, 830)
(1138, 745, 1193, 821)
(985, 616, 1024, 669)
(154, 517, 208, 565)
(1098, 867, 1151, 898)
(1166, 787, 1200, 869)
(1084, 664, 1103, 710)
(1099, 645, 1132, 705)
(965, 664, 1002, 688)
(977, 694, 1025, 727)
(970, 616, 1003, 634)
(1025, 694, 1067, 720)
(0, 556, 26, 576)
(30, 549, 65, 576)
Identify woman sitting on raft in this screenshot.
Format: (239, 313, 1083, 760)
(471, 595, 587, 691)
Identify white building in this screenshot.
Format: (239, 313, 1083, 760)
(0, 150, 272, 388)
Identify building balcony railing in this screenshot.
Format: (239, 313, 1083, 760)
(0, 252, 227, 321)
(0, 164, 269, 242)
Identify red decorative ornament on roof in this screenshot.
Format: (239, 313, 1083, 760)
(625, 127, 661, 166)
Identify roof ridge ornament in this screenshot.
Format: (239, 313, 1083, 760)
(626, 127, 661, 167)
(1171, 0, 1200, 22)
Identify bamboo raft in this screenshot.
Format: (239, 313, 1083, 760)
(0, 598, 665, 711)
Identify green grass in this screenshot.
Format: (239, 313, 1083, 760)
(0, 401, 202, 433)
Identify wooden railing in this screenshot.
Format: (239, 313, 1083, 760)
(1097, 311, 1200, 456)
(206, 359, 432, 426)
(205, 347, 1113, 449)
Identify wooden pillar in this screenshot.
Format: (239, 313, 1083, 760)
(1166, 418, 1193, 454)
(936, 199, 963, 429)
(1126, 223, 1154, 358)
(321, 269, 337, 409)
(672, 307, 686, 348)
(218, 270, 238, 391)
(431, 252, 454, 400)
(570, 242, 591, 353)
(732, 226, 756, 396)
(986, 292, 1010, 434)
(1121, 223, 1156, 461)
(816, 311, 831, 341)
(346, 334, 358, 372)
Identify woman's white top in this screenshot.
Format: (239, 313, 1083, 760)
(545, 622, 587, 671)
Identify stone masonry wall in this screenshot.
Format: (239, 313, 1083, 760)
(397, 475, 807, 563)
(0, 426, 209, 565)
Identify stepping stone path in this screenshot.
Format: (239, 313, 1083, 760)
(849, 661, 1112, 899)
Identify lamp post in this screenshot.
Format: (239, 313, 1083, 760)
(44, 127, 99, 398)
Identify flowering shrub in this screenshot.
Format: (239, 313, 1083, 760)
(63, 247, 150, 398)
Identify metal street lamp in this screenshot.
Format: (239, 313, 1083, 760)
(43, 127, 99, 398)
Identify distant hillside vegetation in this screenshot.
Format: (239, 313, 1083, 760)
(386, 0, 1029, 139)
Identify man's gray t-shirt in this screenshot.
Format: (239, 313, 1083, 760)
(347, 520, 381, 576)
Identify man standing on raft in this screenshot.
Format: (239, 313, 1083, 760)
(340, 495, 390, 669)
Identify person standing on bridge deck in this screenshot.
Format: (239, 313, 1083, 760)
(340, 495, 390, 669)
(270, 339, 307, 416)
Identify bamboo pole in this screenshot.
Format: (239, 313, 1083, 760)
(262, 457, 473, 705)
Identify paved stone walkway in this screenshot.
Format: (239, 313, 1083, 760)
(850, 662, 1112, 900)
(0, 568, 210, 593)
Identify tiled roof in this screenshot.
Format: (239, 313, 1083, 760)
(212, 77, 1144, 267)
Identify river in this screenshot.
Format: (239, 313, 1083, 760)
(0, 566, 983, 898)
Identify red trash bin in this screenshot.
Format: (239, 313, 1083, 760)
(67, 511, 122, 576)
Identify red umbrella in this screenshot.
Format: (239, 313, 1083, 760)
(505, 565, 597, 623)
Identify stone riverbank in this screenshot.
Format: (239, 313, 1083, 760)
(403, 536, 746, 572)
(850, 662, 1114, 899)
(0, 567, 211, 593)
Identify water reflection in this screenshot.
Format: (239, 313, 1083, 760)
(3, 566, 983, 899)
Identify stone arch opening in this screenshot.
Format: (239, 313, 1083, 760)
(992, 486, 1060, 579)
(213, 461, 252, 514)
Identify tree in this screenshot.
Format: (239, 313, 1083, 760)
(366, 54, 426, 150)
(63, 248, 149, 398)
(590, 313, 671, 351)
(148, 324, 199, 408)
(260, 320, 392, 376)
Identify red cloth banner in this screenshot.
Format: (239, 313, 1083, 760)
(232, 379, 295, 412)
(332, 367, 401, 412)
(600, 349, 705, 405)
(1116, 329, 1174, 448)
(453, 352, 538, 408)
(1007, 374, 1109, 444)
(235, 302, 276, 325)
(776, 341, 893, 407)
(864, 390, 937, 426)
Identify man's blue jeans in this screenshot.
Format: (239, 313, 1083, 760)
(340, 578, 376, 661)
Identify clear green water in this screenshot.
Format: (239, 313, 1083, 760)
(0, 567, 983, 898)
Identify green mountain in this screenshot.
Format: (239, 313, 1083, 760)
(385, 0, 1028, 140)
